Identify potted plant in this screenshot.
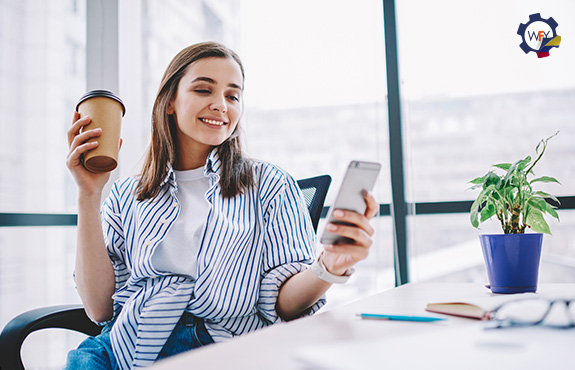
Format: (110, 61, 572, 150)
(469, 132, 560, 293)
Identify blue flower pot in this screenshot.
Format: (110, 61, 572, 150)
(479, 233, 543, 294)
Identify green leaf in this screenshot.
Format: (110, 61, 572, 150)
(526, 208, 552, 235)
(470, 199, 480, 228)
(530, 176, 561, 185)
(516, 156, 532, 171)
(534, 191, 560, 204)
(493, 163, 511, 171)
(503, 162, 520, 184)
(528, 197, 547, 212)
(480, 203, 496, 223)
(468, 176, 485, 185)
(484, 172, 501, 188)
(544, 201, 560, 221)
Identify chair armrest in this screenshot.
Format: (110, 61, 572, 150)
(0, 304, 101, 370)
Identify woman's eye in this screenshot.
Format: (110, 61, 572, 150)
(227, 95, 240, 102)
(194, 89, 211, 94)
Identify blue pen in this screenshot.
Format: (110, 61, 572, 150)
(358, 313, 446, 322)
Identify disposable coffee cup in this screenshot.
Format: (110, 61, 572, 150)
(76, 90, 125, 173)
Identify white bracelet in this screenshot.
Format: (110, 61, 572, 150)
(310, 253, 355, 284)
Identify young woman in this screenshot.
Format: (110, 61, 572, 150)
(65, 41, 377, 369)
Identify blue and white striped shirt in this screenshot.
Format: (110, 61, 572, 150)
(99, 150, 325, 368)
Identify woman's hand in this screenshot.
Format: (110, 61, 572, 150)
(320, 190, 378, 276)
(276, 190, 378, 321)
(66, 112, 111, 196)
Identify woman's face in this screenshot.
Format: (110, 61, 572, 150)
(168, 57, 243, 164)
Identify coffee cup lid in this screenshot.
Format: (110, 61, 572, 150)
(76, 90, 126, 116)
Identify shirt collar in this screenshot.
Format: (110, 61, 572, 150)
(160, 148, 222, 189)
(204, 148, 222, 177)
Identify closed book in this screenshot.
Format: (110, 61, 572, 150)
(425, 293, 538, 320)
(425, 302, 490, 320)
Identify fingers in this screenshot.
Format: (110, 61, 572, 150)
(322, 191, 377, 246)
(68, 113, 94, 146)
(325, 219, 373, 247)
(67, 113, 103, 171)
(363, 190, 379, 219)
(320, 192, 378, 275)
(69, 128, 101, 156)
(68, 115, 101, 153)
(330, 209, 374, 237)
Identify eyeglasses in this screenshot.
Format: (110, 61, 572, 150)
(486, 298, 575, 329)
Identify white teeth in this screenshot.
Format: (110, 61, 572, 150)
(202, 118, 225, 126)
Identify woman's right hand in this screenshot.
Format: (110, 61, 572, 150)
(66, 112, 111, 196)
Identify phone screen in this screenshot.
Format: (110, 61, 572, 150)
(319, 160, 381, 245)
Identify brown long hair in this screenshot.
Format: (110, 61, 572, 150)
(136, 42, 254, 201)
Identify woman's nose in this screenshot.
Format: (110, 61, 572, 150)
(210, 94, 227, 113)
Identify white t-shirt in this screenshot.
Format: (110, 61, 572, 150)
(151, 167, 210, 278)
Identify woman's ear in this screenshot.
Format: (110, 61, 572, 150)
(167, 102, 174, 115)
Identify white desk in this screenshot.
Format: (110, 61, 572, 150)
(150, 283, 575, 369)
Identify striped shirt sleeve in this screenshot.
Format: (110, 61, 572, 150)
(100, 178, 132, 322)
(257, 165, 326, 323)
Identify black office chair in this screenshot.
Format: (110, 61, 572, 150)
(0, 174, 331, 370)
(295, 174, 331, 232)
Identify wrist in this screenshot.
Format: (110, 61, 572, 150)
(310, 253, 355, 284)
(78, 191, 103, 208)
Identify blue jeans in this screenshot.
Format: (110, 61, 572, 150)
(65, 312, 213, 369)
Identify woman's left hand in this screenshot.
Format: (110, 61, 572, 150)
(320, 190, 378, 276)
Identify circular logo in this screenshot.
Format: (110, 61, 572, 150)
(524, 21, 553, 50)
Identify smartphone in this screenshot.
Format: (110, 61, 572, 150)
(319, 160, 381, 245)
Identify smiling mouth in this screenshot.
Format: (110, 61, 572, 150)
(200, 118, 227, 126)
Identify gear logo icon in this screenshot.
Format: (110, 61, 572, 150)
(517, 13, 561, 58)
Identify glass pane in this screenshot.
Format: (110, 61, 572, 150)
(119, 0, 391, 304)
(407, 211, 575, 284)
(0, 227, 81, 369)
(397, 0, 575, 282)
(397, 0, 575, 203)
(0, 0, 86, 213)
(119, 0, 390, 201)
(241, 0, 390, 206)
(0, 1, 86, 368)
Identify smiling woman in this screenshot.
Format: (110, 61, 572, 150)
(63, 40, 378, 369)
(0, 3, 393, 368)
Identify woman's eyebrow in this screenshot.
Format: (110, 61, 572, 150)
(191, 77, 242, 90)
(191, 76, 216, 84)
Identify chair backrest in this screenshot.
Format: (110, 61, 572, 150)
(297, 175, 332, 232)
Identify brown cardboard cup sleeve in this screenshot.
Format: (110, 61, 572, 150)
(76, 90, 126, 173)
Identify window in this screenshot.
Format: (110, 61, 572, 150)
(396, 0, 575, 283)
